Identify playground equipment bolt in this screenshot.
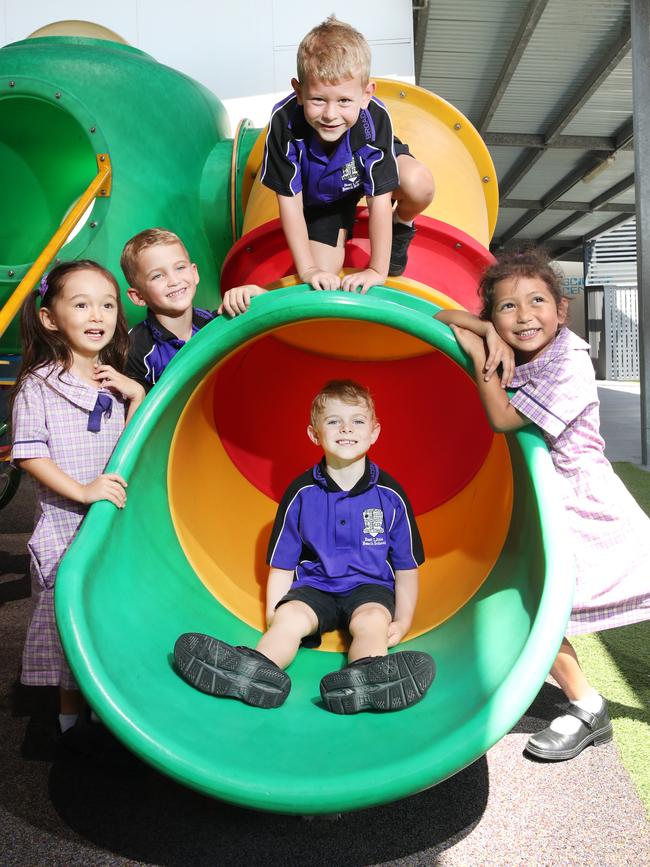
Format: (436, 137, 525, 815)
(9, 80, 15, 87)
(399, 91, 406, 98)
(455, 242, 463, 249)
(90, 222, 97, 229)
(55, 92, 61, 99)
(90, 126, 96, 133)
(245, 246, 253, 253)
(99, 155, 105, 161)
(482, 176, 490, 183)
(454, 122, 462, 130)
(8, 270, 15, 277)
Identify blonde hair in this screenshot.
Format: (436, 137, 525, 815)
(310, 379, 376, 427)
(297, 16, 371, 86)
(120, 227, 190, 287)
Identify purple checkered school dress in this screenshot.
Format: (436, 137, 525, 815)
(12, 364, 126, 689)
(509, 327, 650, 635)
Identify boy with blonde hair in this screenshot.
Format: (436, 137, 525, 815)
(174, 379, 435, 714)
(260, 16, 434, 294)
(122, 228, 265, 391)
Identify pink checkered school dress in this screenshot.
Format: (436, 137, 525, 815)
(12, 364, 126, 689)
(509, 326, 650, 635)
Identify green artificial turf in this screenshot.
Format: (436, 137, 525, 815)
(572, 462, 650, 816)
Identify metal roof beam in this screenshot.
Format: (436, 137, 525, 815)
(477, 0, 549, 134)
(484, 132, 633, 151)
(501, 199, 635, 214)
(497, 213, 634, 257)
(500, 174, 636, 245)
(545, 26, 632, 144)
(499, 26, 632, 197)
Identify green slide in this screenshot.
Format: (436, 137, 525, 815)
(56, 287, 572, 814)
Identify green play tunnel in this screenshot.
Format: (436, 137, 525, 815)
(56, 287, 573, 814)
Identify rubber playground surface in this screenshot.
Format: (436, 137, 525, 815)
(1, 479, 649, 867)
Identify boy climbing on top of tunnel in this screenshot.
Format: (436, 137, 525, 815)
(121, 228, 266, 392)
(174, 379, 435, 713)
(260, 16, 434, 294)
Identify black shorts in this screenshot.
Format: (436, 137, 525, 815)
(304, 138, 413, 247)
(276, 584, 396, 648)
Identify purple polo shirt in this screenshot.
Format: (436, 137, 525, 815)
(267, 458, 424, 594)
(260, 93, 400, 208)
(126, 307, 214, 392)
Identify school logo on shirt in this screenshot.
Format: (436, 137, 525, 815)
(362, 508, 385, 546)
(341, 158, 361, 192)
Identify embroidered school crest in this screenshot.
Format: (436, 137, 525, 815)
(362, 508, 384, 538)
(341, 158, 361, 192)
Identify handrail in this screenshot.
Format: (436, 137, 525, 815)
(0, 153, 112, 340)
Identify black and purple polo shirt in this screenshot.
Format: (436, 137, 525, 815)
(126, 307, 215, 392)
(260, 93, 400, 208)
(267, 458, 424, 594)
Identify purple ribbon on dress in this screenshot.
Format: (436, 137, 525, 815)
(87, 393, 113, 432)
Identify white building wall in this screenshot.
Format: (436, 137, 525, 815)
(0, 0, 414, 130)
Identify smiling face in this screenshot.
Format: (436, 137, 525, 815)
(127, 242, 199, 315)
(40, 269, 119, 360)
(307, 396, 380, 468)
(292, 73, 375, 149)
(491, 275, 569, 362)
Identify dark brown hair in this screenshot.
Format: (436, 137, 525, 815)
(310, 379, 376, 427)
(12, 260, 129, 401)
(479, 247, 565, 320)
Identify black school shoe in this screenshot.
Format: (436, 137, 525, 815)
(525, 700, 613, 761)
(174, 633, 291, 709)
(320, 651, 435, 714)
(388, 222, 417, 276)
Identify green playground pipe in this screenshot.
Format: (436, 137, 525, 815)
(56, 287, 573, 814)
(0, 35, 243, 352)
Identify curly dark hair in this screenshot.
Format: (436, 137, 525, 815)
(479, 247, 565, 320)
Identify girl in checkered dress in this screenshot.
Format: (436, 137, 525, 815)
(11, 261, 145, 736)
(437, 247, 650, 763)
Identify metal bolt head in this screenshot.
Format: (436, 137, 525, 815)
(55, 92, 61, 99)
(89, 221, 97, 229)
(454, 242, 463, 249)
(90, 126, 96, 133)
(245, 246, 253, 253)
(9, 80, 15, 87)
(454, 122, 462, 130)
(482, 176, 490, 183)
(8, 269, 15, 277)
(99, 154, 105, 161)
(399, 90, 406, 98)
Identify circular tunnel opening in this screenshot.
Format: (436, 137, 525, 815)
(168, 319, 514, 651)
(0, 93, 97, 266)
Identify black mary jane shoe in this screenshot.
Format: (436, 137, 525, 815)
(525, 700, 613, 761)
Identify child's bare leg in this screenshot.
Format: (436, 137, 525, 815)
(347, 602, 391, 662)
(58, 686, 83, 732)
(393, 156, 435, 222)
(257, 600, 319, 669)
(551, 638, 593, 700)
(308, 235, 346, 276)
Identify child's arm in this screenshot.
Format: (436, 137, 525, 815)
(218, 285, 267, 317)
(93, 365, 146, 423)
(16, 458, 128, 508)
(340, 192, 393, 294)
(277, 193, 341, 291)
(451, 325, 529, 433)
(387, 567, 419, 647)
(265, 567, 295, 626)
(435, 309, 515, 385)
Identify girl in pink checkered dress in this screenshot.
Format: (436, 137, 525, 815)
(437, 247, 650, 763)
(11, 260, 145, 738)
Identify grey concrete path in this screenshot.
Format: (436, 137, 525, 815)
(598, 380, 646, 466)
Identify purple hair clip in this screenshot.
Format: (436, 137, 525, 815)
(38, 276, 49, 299)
